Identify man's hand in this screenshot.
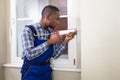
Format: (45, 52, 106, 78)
(64, 30, 77, 44)
(47, 33, 62, 46)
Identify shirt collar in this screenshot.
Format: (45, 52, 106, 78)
(35, 23, 53, 32)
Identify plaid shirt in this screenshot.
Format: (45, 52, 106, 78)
(21, 23, 66, 60)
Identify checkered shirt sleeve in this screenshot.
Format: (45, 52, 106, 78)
(21, 27, 49, 60)
(52, 42, 66, 59)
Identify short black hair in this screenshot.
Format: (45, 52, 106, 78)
(41, 5, 59, 17)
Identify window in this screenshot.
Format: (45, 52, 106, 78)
(10, 0, 80, 71)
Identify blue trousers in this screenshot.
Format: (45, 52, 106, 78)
(22, 64, 52, 80)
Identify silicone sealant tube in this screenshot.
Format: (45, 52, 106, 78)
(57, 29, 76, 35)
(34, 28, 78, 36)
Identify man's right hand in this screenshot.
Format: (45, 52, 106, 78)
(47, 34, 61, 46)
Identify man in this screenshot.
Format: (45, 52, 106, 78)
(21, 5, 77, 80)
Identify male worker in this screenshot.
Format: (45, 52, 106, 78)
(21, 5, 77, 80)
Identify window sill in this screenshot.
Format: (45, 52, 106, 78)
(3, 63, 81, 72)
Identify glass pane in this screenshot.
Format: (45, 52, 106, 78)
(49, 0, 67, 15)
(16, 20, 34, 57)
(16, 0, 40, 18)
(55, 17, 68, 59)
(50, 0, 68, 59)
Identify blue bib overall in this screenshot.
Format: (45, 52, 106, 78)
(21, 25, 53, 80)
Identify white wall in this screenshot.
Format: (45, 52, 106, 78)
(0, 0, 7, 80)
(81, 0, 120, 80)
(0, 0, 7, 65)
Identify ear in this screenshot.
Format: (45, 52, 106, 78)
(45, 13, 51, 20)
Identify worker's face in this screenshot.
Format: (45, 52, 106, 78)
(48, 12, 60, 29)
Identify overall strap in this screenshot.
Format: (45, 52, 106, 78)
(25, 25, 37, 39)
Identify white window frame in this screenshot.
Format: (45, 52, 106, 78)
(10, 0, 80, 71)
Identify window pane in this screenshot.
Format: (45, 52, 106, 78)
(55, 17, 68, 59)
(50, 0, 68, 59)
(16, 20, 34, 57)
(16, 0, 40, 18)
(49, 0, 67, 15)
